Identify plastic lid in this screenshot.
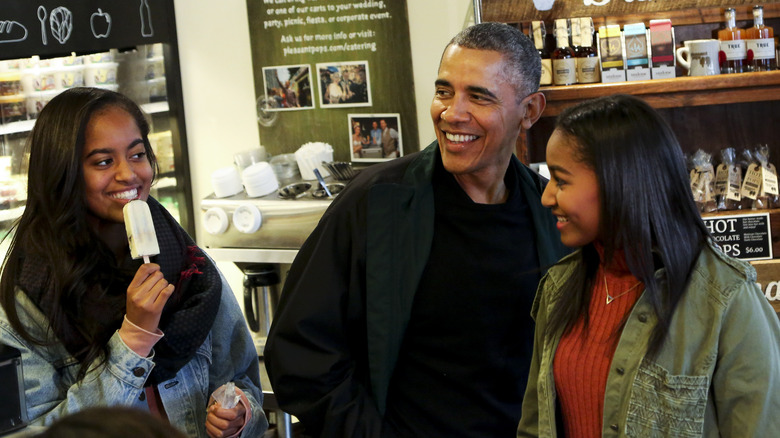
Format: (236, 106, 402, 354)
(232, 204, 263, 233)
(203, 207, 229, 235)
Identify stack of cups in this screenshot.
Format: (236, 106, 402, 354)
(295, 142, 334, 180)
(211, 166, 243, 198)
(269, 153, 301, 184)
(242, 162, 279, 197)
(234, 146, 268, 171)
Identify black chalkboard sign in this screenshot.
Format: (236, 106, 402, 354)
(704, 213, 773, 260)
(0, 0, 172, 60)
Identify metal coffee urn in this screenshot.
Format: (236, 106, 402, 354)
(239, 263, 281, 353)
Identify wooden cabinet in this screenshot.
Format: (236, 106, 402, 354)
(479, 2, 780, 166)
(527, 71, 780, 163)
(484, 1, 780, 313)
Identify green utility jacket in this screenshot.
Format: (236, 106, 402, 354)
(518, 241, 780, 438)
(265, 141, 567, 437)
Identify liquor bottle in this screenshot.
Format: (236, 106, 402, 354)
(746, 5, 776, 71)
(718, 8, 746, 74)
(552, 19, 576, 86)
(531, 21, 553, 86)
(570, 17, 582, 57)
(575, 17, 600, 83)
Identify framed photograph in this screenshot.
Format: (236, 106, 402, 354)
(261, 64, 314, 111)
(348, 113, 402, 162)
(317, 61, 372, 108)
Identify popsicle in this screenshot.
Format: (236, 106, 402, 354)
(123, 200, 160, 263)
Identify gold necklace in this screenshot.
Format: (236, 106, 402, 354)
(604, 274, 642, 305)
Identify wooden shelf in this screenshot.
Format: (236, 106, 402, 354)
(0, 102, 167, 137)
(539, 70, 780, 117)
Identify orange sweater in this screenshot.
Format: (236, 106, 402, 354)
(552, 262, 642, 438)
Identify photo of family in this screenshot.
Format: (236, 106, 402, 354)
(317, 61, 372, 108)
(262, 64, 314, 111)
(348, 114, 402, 162)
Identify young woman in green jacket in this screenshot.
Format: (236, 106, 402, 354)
(518, 94, 780, 437)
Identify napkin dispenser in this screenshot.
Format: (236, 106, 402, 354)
(0, 344, 27, 435)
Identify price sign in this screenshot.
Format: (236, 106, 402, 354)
(703, 212, 773, 260)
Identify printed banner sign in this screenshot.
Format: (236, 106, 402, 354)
(246, 0, 418, 163)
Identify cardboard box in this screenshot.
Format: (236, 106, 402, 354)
(624, 23, 651, 81)
(598, 25, 626, 82)
(649, 19, 676, 80)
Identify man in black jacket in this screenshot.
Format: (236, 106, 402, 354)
(265, 22, 567, 437)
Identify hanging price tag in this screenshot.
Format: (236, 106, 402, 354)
(742, 163, 763, 200)
(762, 163, 779, 196)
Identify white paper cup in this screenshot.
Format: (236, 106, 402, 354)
(211, 166, 243, 198)
(242, 162, 279, 197)
(234, 147, 268, 170)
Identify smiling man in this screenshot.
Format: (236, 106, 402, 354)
(265, 22, 568, 438)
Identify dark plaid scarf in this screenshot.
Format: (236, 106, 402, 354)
(18, 197, 221, 384)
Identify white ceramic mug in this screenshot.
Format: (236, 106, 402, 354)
(676, 39, 720, 76)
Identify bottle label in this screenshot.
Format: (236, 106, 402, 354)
(577, 57, 600, 83)
(747, 38, 775, 60)
(721, 40, 747, 60)
(540, 58, 553, 85)
(553, 58, 577, 85)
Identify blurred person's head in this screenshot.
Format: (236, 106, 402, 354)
(36, 407, 187, 438)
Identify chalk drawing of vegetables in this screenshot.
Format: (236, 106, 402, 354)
(49, 7, 73, 44)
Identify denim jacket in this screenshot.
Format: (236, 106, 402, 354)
(518, 241, 780, 437)
(0, 270, 268, 438)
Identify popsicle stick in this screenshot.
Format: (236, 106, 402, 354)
(143, 255, 150, 264)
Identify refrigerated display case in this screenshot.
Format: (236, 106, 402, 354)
(0, 0, 194, 239)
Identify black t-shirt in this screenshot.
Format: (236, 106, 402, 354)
(383, 159, 542, 437)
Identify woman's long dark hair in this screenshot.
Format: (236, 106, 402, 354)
(0, 87, 157, 377)
(546, 94, 709, 358)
